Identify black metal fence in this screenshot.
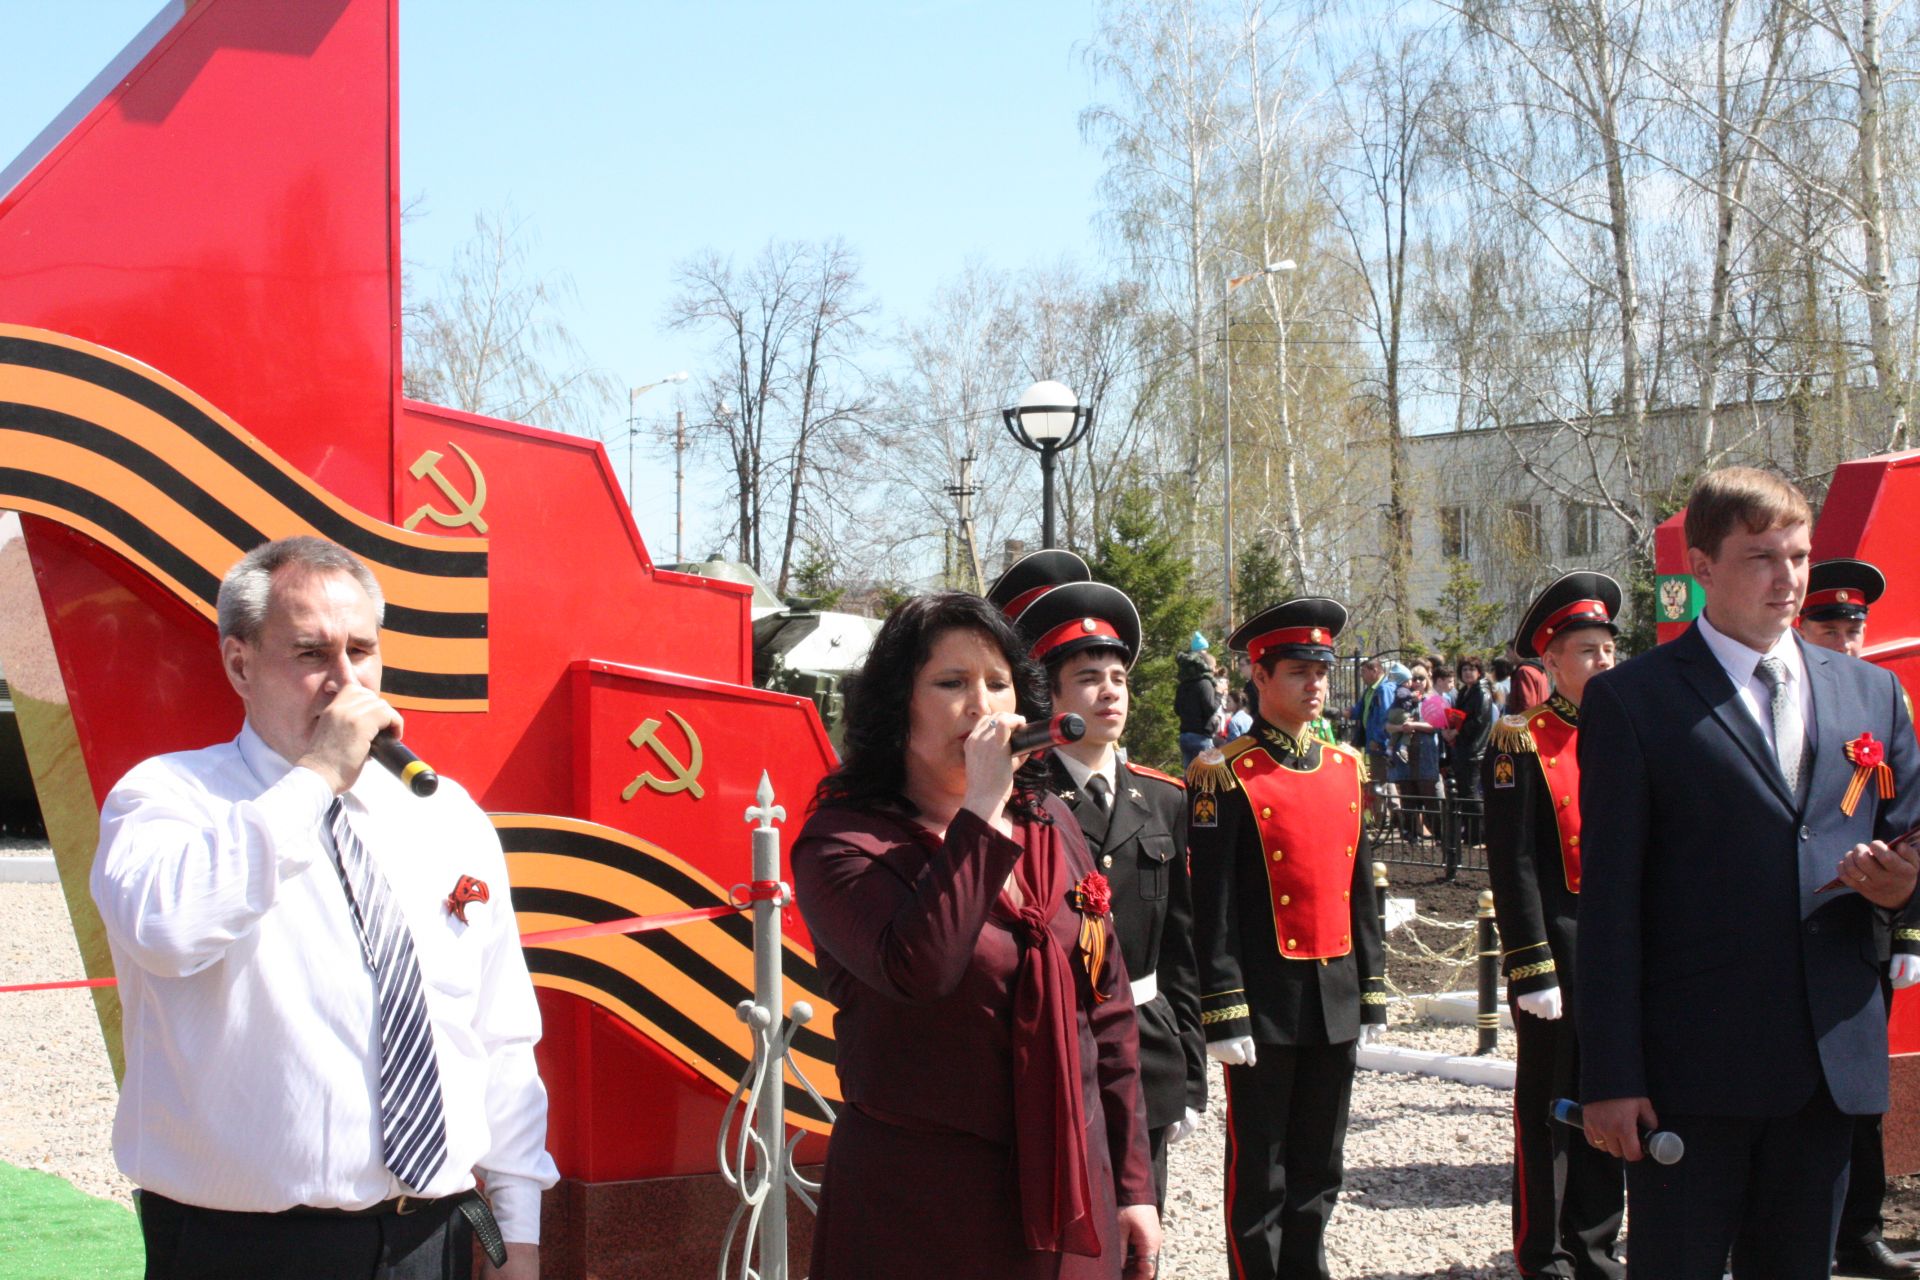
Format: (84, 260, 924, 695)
(1366, 787, 1488, 875)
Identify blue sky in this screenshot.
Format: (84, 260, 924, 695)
(0, 1, 1116, 563)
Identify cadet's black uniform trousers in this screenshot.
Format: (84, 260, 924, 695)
(1048, 756, 1207, 1209)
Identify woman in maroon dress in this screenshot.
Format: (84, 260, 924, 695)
(793, 592, 1161, 1279)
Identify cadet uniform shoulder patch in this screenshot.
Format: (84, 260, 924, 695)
(1191, 790, 1220, 828)
(1489, 712, 1539, 755)
(1124, 759, 1186, 790)
(1492, 753, 1517, 789)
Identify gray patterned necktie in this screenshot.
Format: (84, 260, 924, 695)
(1757, 657, 1804, 795)
(325, 798, 449, 1192)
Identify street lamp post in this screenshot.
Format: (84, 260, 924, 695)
(1002, 380, 1094, 549)
(1221, 258, 1295, 630)
(627, 370, 689, 512)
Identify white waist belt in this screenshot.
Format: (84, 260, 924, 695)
(1130, 972, 1158, 1005)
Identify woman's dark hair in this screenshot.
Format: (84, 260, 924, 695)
(812, 592, 1052, 818)
(1491, 656, 1514, 680)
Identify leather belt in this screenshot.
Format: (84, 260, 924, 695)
(282, 1188, 507, 1267)
(1130, 971, 1158, 1005)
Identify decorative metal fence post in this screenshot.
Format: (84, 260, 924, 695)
(718, 772, 835, 1280)
(1476, 890, 1499, 1056)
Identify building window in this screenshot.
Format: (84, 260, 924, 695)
(1565, 502, 1602, 558)
(1503, 502, 1544, 558)
(1438, 505, 1470, 559)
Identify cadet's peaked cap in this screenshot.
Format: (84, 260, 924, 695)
(1231, 597, 1346, 665)
(1802, 558, 1884, 622)
(985, 549, 1091, 620)
(1014, 581, 1143, 670)
(1514, 571, 1622, 660)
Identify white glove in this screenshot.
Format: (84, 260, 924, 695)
(1893, 955, 1920, 989)
(1515, 985, 1564, 1021)
(1208, 1036, 1258, 1066)
(1357, 1022, 1385, 1046)
(1166, 1106, 1201, 1144)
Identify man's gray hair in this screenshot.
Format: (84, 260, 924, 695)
(216, 536, 386, 642)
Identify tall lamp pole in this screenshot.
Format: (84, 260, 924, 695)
(627, 370, 689, 513)
(1221, 258, 1294, 630)
(1003, 380, 1095, 549)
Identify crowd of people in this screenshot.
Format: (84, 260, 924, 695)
(78, 462, 1920, 1280)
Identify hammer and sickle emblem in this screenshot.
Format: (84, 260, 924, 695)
(403, 442, 489, 533)
(623, 710, 705, 801)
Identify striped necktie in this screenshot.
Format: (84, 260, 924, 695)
(325, 798, 448, 1192)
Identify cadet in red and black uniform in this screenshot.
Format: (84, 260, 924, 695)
(1187, 598, 1386, 1280)
(1802, 560, 1920, 1280)
(1484, 572, 1624, 1280)
(1014, 580, 1208, 1208)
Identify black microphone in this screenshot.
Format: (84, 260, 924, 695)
(1550, 1099, 1683, 1165)
(370, 731, 439, 797)
(1007, 713, 1086, 755)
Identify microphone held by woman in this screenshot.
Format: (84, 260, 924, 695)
(1006, 712, 1086, 755)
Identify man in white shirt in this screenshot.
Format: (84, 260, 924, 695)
(92, 536, 556, 1279)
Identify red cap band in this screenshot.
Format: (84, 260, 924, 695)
(1531, 598, 1609, 654)
(1246, 625, 1334, 665)
(1001, 584, 1055, 619)
(1802, 587, 1867, 612)
(1031, 616, 1122, 661)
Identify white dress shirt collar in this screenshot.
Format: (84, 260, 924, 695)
(1696, 609, 1814, 749)
(1056, 748, 1117, 798)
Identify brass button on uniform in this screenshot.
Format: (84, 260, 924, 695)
(1348, 801, 1358, 812)
(1569, 835, 1580, 847)
(1280, 894, 1291, 906)
(1546, 757, 1556, 767)
(1286, 938, 1297, 949)
(1560, 796, 1571, 808)
(1271, 849, 1284, 862)
(1342, 890, 1350, 901)
(1261, 806, 1273, 819)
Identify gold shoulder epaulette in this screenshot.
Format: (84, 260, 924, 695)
(1186, 734, 1259, 794)
(1490, 712, 1538, 754)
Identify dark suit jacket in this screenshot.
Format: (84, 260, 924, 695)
(1576, 624, 1920, 1117)
(1048, 755, 1207, 1127)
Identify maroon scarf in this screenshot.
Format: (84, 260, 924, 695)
(997, 814, 1100, 1257)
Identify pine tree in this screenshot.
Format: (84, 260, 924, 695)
(1414, 557, 1503, 658)
(1234, 535, 1292, 621)
(1092, 488, 1210, 771)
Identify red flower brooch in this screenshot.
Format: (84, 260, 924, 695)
(1071, 871, 1114, 1003)
(1842, 732, 1897, 817)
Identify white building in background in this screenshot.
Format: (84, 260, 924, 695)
(1379, 394, 1877, 646)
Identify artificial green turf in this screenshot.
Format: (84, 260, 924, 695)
(0, 1160, 141, 1279)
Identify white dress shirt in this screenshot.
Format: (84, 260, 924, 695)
(91, 724, 559, 1242)
(1696, 610, 1817, 754)
(1056, 748, 1118, 801)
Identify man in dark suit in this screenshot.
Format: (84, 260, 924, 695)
(1577, 467, 1920, 1278)
(1013, 579, 1208, 1207)
(1188, 598, 1388, 1280)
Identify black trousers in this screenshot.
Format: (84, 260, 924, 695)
(1221, 1042, 1356, 1280)
(137, 1190, 473, 1280)
(1511, 1004, 1624, 1280)
(1623, 1085, 1853, 1280)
